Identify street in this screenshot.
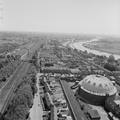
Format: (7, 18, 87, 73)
(29, 73, 43, 120)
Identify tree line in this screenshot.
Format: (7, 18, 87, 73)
(4, 65, 37, 120)
(0, 54, 21, 82)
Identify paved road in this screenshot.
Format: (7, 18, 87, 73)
(29, 73, 43, 120)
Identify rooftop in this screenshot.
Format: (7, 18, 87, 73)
(80, 74, 117, 96)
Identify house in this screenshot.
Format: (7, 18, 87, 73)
(105, 98, 120, 118)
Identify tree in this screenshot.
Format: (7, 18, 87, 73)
(104, 62, 117, 71)
(84, 50, 87, 54)
(4, 64, 37, 120)
(2, 77, 6, 82)
(7, 54, 11, 59)
(68, 47, 71, 51)
(0, 62, 3, 69)
(17, 84, 33, 107)
(12, 94, 28, 108)
(73, 48, 77, 52)
(4, 104, 27, 120)
(4, 84, 33, 120)
(4, 94, 28, 120)
(108, 55, 115, 63)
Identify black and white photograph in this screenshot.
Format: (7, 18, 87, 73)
(0, 0, 120, 120)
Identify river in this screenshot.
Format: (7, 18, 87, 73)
(72, 38, 120, 60)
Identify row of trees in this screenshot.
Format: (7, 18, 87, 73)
(4, 65, 37, 120)
(30, 51, 39, 71)
(0, 55, 21, 82)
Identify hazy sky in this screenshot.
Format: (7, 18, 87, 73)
(0, 0, 120, 35)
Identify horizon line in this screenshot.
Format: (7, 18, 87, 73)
(0, 30, 120, 37)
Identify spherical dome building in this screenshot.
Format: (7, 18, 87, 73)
(77, 75, 117, 105)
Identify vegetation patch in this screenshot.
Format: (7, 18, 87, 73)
(3, 65, 37, 120)
(0, 54, 21, 85)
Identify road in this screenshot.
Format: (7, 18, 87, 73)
(29, 73, 43, 120)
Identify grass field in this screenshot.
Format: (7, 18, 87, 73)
(83, 38, 120, 55)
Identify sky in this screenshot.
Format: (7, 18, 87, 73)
(0, 0, 120, 35)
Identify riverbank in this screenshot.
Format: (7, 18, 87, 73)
(83, 38, 120, 55)
(71, 39, 120, 60)
(83, 43, 120, 55)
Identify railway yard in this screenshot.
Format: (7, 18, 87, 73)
(0, 32, 120, 120)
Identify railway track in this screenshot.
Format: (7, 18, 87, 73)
(0, 42, 42, 118)
(0, 62, 29, 115)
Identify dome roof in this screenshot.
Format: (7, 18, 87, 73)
(80, 75, 117, 96)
